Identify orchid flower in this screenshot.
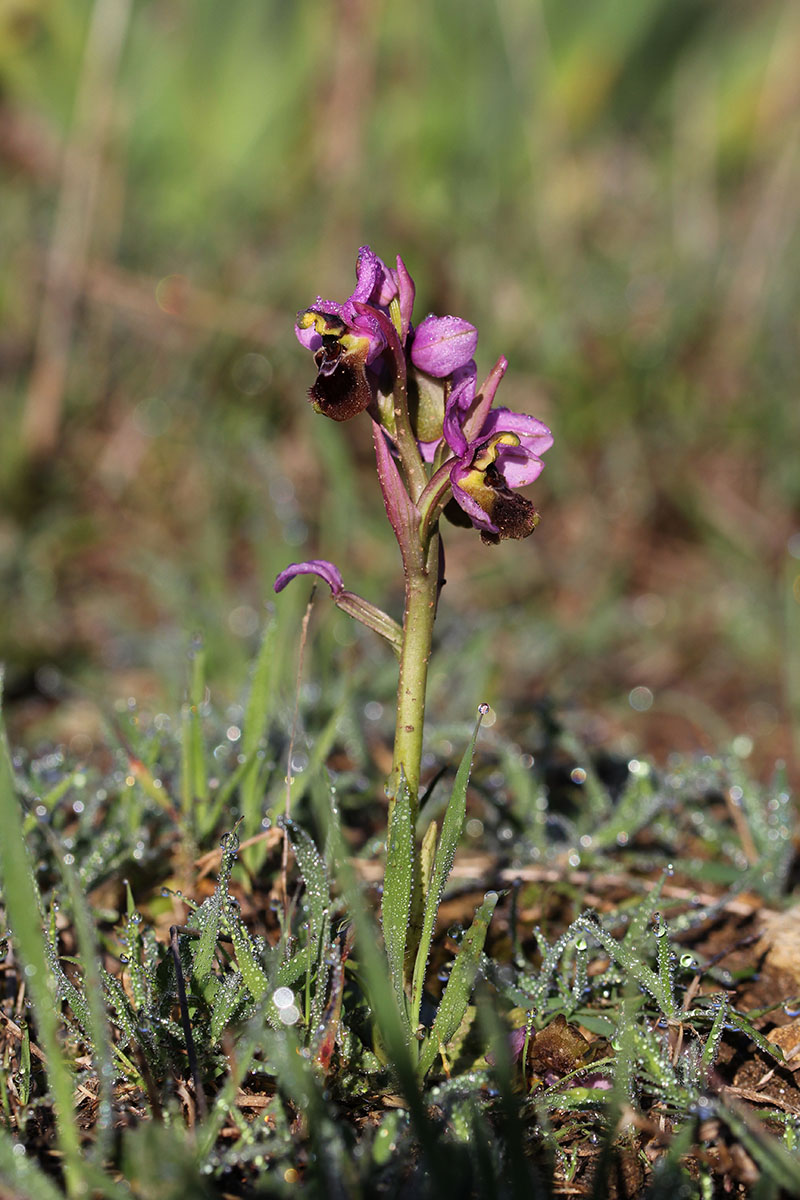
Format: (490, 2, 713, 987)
(416, 357, 553, 544)
(448, 400, 553, 544)
(295, 246, 414, 421)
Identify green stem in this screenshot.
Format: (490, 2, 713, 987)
(391, 530, 440, 822)
(390, 528, 440, 993)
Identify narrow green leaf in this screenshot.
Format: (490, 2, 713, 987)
(283, 819, 330, 945)
(240, 615, 279, 835)
(725, 1009, 785, 1060)
(242, 616, 278, 757)
(700, 998, 728, 1071)
(581, 919, 666, 1014)
(654, 912, 677, 1018)
(308, 906, 331, 1034)
(0, 703, 83, 1199)
(225, 910, 273, 1015)
(210, 973, 245, 1042)
(192, 829, 239, 983)
(419, 818, 437, 910)
(180, 637, 209, 821)
(592, 770, 660, 851)
(19, 1020, 31, 1106)
(308, 783, 448, 1190)
(101, 969, 140, 1047)
(54, 845, 117, 1162)
(721, 1098, 800, 1193)
(411, 709, 485, 1028)
(418, 890, 499, 1078)
(43, 939, 93, 1032)
(124, 913, 150, 1011)
(274, 947, 309, 989)
(381, 771, 413, 1008)
(192, 893, 223, 984)
(622, 873, 665, 952)
(21, 773, 74, 835)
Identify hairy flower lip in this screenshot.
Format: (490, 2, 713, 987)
(441, 359, 480, 458)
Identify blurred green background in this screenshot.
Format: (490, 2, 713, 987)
(1, 0, 798, 772)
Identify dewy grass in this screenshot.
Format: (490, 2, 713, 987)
(1, 249, 800, 1197)
(2, 668, 800, 1194)
(0, 693, 78, 1200)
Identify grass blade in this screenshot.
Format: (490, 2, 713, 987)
(239, 614, 280, 838)
(0, 701, 84, 1199)
(52, 844, 117, 1163)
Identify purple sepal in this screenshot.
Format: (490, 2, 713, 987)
(461, 356, 508, 446)
(395, 256, 416, 340)
(411, 315, 478, 378)
(442, 360, 478, 458)
(478, 409, 553, 486)
(417, 438, 440, 463)
(509, 1027, 527, 1062)
(480, 407, 553, 452)
(579, 1073, 613, 1091)
(352, 245, 397, 307)
(351, 245, 383, 302)
(274, 559, 344, 595)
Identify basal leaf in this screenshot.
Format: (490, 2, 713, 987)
(410, 710, 484, 1027)
(381, 770, 413, 1008)
(418, 890, 499, 1078)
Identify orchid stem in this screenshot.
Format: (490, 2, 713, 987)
(391, 529, 440, 827)
(390, 527, 440, 980)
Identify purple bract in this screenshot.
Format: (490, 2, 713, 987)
(274, 559, 344, 596)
